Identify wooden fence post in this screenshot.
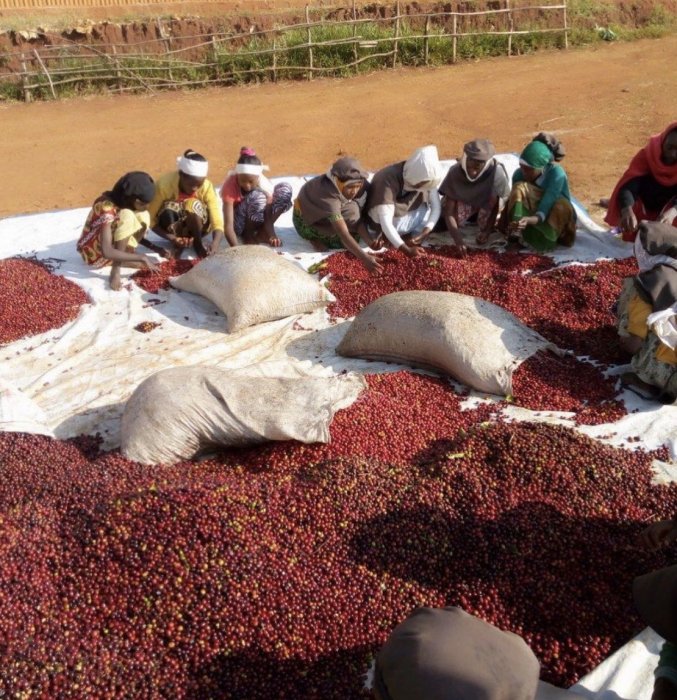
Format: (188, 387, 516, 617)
(32, 48, 56, 99)
(352, 0, 358, 67)
(111, 45, 123, 91)
(506, 0, 514, 56)
(305, 5, 313, 80)
(452, 14, 457, 64)
(424, 14, 430, 65)
(272, 36, 278, 82)
(20, 53, 32, 103)
(392, 0, 400, 68)
(563, 0, 569, 49)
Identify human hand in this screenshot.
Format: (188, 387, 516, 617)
(510, 216, 539, 232)
(637, 519, 677, 550)
(368, 232, 385, 250)
(363, 254, 384, 274)
(620, 207, 638, 234)
(455, 243, 468, 258)
(410, 227, 432, 246)
(401, 244, 425, 258)
(142, 255, 159, 272)
(660, 207, 677, 226)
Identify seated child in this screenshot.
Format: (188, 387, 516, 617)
(219, 146, 293, 249)
(148, 149, 224, 258)
(76, 171, 161, 291)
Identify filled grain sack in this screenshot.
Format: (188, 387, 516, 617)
(169, 247, 333, 332)
(121, 364, 366, 465)
(336, 290, 557, 395)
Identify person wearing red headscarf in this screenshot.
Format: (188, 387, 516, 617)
(605, 122, 677, 241)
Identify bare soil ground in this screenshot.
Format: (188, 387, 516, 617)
(1, 35, 675, 220)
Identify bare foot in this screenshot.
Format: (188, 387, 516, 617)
(256, 227, 281, 247)
(109, 266, 122, 291)
(476, 230, 490, 245)
(621, 371, 661, 400)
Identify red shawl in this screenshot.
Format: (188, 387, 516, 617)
(606, 121, 677, 227)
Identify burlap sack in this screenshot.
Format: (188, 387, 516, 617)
(120, 364, 366, 465)
(336, 290, 556, 395)
(170, 247, 333, 332)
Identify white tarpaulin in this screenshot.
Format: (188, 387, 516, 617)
(0, 159, 675, 697)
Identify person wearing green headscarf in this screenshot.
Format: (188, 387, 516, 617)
(502, 139, 576, 252)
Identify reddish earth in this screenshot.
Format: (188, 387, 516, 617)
(0, 34, 675, 220)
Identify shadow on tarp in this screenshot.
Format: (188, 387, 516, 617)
(348, 500, 670, 643)
(54, 400, 126, 446)
(185, 643, 373, 699)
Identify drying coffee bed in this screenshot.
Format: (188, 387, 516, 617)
(0, 371, 674, 698)
(0, 257, 89, 345)
(323, 248, 638, 366)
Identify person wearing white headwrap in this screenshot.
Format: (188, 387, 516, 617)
(438, 139, 510, 252)
(219, 146, 293, 250)
(366, 145, 443, 258)
(148, 149, 224, 258)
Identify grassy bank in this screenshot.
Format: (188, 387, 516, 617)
(2, 0, 676, 100)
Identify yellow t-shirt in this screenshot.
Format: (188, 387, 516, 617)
(148, 171, 224, 233)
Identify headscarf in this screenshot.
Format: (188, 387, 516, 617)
(403, 145, 443, 191)
(110, 171, 155, 206)
(533, 132, 566, 161)
(519, 140, 554, 170)
(605, 122, 677, 226)
(177, 150, 209, 178)
(328, 157, 369, 195)
(234, 146, 269, 177)
(374, 607, 540, 700)
(460, 138, 496, 182)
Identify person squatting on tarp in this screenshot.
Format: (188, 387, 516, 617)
(76, 171, 162, 291)
(437, 138, 511, 254)
(293, 156, 383, 274)
(366, 145, 444, 259)
(373, 606, 540, 700)
(219, 146, 293, 250)
(616, 221, 677, 401)
(501, 137, 576, 253)
(635, 517, 677, 700)
(148, 149, 225, 259)
(605, 122, 677, 242)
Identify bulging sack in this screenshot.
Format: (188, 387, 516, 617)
(336, 290, 556, 395)
(169, 247, 333, 332)
(120, 364, 366, 465)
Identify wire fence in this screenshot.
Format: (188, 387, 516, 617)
(4, 0, 568, 101)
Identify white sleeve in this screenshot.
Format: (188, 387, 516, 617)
(370, 203, 405, 249)
(421, 190, 442, 230)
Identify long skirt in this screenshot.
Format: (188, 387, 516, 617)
(233, 182, 293, 237)
(506, 181, 576, 252)
(616, 277, 677, 396)
(293, 199, 362, 249)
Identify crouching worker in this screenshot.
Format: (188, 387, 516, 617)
(374, 606, 540, 700)
(605, 122, 677, 242)
(635, 517, 677, 700)
(219, 146, 293, 250)
(77, 171, 161, 291)
(439, 138, 511, 252)
(502, 139, 576, 253)
(366, 145, 443, 258)
(617, 221, 677, 401)
(294, 156, 383, 274)
(148, 149, 224, 258)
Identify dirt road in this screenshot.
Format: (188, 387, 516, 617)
(2, 34, 675, 219)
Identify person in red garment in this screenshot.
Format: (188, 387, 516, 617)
(605, 122, 677, 241)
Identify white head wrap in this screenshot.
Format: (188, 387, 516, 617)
(234, 163, 269, 176)
(177, 154, 209, 178)
(460, 152, 494, 183)
(403, 145, 443, 191)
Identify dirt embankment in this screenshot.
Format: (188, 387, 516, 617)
(1, 0, 675, 74)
